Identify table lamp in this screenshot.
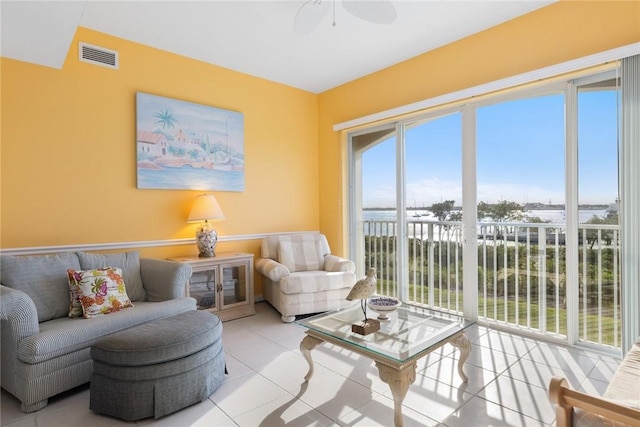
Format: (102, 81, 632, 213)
(187, 194, 225, 257)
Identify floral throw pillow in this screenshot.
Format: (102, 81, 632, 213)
(67, 269, 84, 317)
(67, 267, 134, 318)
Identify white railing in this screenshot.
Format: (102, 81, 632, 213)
(362, 220, 622, 350)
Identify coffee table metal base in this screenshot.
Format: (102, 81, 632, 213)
(300, 332, 471, 427)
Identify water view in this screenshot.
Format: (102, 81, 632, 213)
(363, 208, 609, 224)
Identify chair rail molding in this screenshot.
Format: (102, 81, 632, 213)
(0, 231, 320, 256)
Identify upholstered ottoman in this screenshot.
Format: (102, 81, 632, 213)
(89, 310, 225, 421)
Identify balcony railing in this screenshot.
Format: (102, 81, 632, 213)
(363, 219, 622, 350)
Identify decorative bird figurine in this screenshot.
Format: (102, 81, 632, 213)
(346, 268, 377, 320)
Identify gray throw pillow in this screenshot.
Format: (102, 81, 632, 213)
(0, 252, 81, 322)
(77, 251, 145, 301)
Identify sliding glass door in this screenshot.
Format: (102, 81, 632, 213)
(404, 112, 462, 311)
(476, 90, 567, 337)
(349, 125, 398, 294)
(347, 69, 623, 352)
(575, 73, 621, 348)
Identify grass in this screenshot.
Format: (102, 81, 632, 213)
(378, 282, 622, 347)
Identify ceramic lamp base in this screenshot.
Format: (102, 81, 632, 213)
(195, 222, 218, 257)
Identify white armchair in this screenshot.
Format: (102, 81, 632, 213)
(255, 233, 357, 322)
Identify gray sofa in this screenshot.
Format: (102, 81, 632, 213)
(0, 251, 196, 413)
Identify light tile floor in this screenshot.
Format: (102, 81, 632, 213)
(1, 302, 621, 427)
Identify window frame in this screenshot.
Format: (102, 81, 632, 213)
(347, 67, 624, 351)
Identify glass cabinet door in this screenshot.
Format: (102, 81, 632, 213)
(190, 269, 217, 310)
(169, 253, 254, 321)
(221, 264, 247, 307)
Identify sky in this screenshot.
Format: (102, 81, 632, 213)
(362, 87, 618, 208)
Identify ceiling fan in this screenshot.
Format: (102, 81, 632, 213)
(294, 0, 397, 37)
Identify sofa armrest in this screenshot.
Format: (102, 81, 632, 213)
(1, 285, 40, 394)
(0, 284, 40, 342)
(139, 258, 192, 301)
(549, 376, 640, 427)
(255, 258, 290, 282)
(324, 254, 356, 273)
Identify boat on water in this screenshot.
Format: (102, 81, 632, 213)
(214, 119, 233, 170)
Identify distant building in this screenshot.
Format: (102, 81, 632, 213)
(137, 131, 167, 156)
(174, 129, 189, 144)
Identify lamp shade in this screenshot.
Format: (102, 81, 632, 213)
(187, 194, 225, 223)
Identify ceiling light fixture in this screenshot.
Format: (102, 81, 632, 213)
(294, 0, 397, 37)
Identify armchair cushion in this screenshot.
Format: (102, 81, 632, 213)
(277, 239, 324, 272)
(0, 252, 81, 323)
(602, 336, 640, 406)
(261, 233, 331, 261)
(280, 270, 356, 295)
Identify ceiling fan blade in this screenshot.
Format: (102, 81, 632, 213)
(342, 0, 397, 25)
(294, 0, 331, 37)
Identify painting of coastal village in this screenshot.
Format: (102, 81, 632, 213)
(136, 92, 244, 191)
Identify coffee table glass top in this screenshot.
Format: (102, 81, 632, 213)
(297, 303, 474, 363)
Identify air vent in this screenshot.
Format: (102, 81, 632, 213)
(79, 42, 119, 69)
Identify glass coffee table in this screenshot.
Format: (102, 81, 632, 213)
(297, 303, 474, 427)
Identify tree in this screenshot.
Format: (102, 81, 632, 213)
(525, 216, 550, 224)
(153, 109, 177, 130)
(449, 211, 463, 222)
(431, 200, 456, 221)
(585, 212, 618, 248)
(477, 200, 524, 222)
(188, 149, 200, 160)
(430, 200, 462, 244)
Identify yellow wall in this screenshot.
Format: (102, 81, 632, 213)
(2, 2, 639, 297)
(317, 1, 640, 254)
(1, 28, 320, 294)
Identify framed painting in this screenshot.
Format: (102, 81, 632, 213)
(136, 92, 244, 191)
